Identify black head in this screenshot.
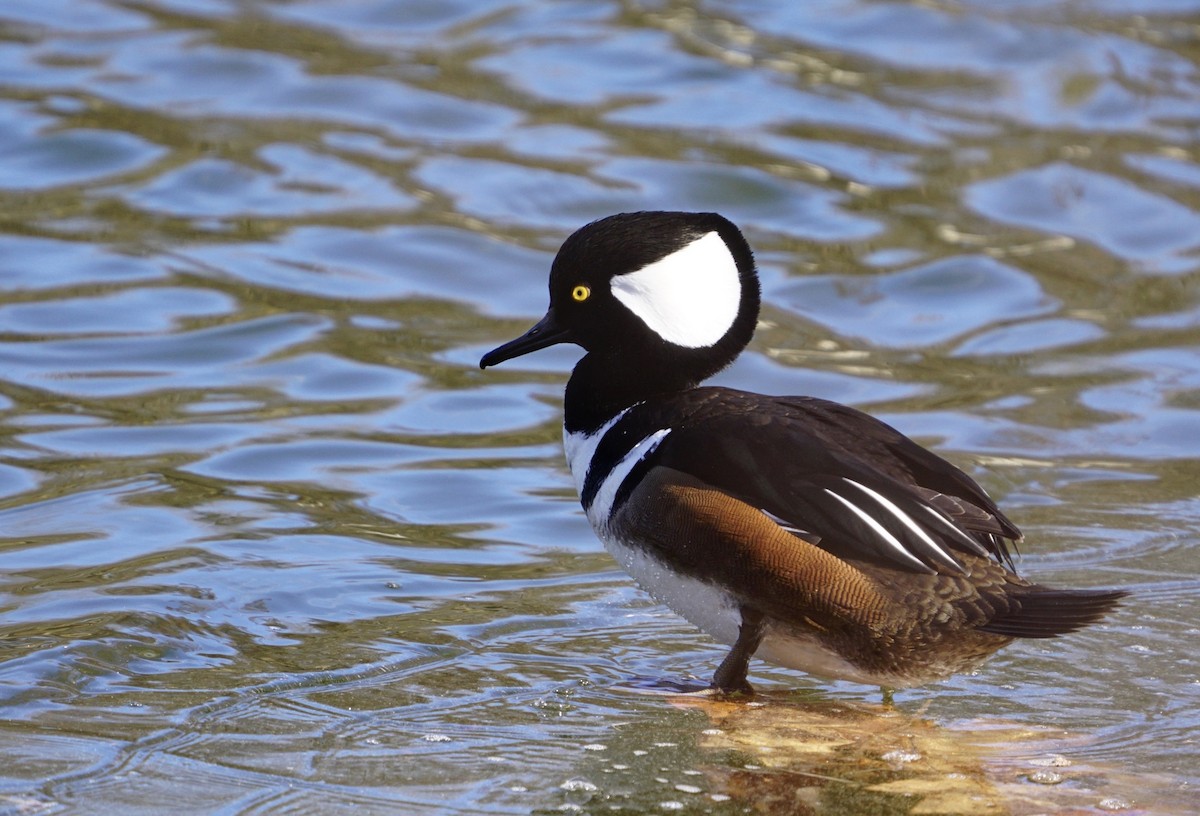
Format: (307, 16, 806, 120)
(480, 211, 760, 391)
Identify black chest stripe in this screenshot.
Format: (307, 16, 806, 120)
(611, 444, 664, 515)
(581, 411, 667, 512)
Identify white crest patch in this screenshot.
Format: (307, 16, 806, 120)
(610, 231, 741, 348)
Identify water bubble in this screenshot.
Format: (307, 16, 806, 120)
(559, 779, 599, 809)
(560, 779, 599, 793)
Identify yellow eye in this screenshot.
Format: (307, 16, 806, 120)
(571, 285, 591, 302)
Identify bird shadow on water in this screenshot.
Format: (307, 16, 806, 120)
(567, 682, 1192, 816)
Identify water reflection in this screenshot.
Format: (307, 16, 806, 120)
(0, 0, 1198, 813)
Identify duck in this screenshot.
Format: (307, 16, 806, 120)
(480, 210, 1127, 693)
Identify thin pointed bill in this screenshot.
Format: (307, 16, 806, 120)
(479, 310, 574, 368)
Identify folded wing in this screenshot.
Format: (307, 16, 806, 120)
(648, 390, 1022, 576)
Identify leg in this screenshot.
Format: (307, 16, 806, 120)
(711, 607, 765, 694)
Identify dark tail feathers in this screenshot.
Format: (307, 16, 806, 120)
(980, 586, 1129, 639)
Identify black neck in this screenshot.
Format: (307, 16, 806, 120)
(564, 351, 714, 434)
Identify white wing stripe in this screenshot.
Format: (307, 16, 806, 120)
(762, 508, 803, 534)
(841, 478, 961, 569)
(918, 504, 986, 551)
(823, 488, 932, 573)
(762, 509, 820, 543)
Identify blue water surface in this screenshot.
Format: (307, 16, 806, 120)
(0, 1, 1197, 813)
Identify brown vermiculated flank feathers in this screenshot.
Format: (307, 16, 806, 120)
(617, 467, 891, 634)
(978, 586, 1131, 638)
(613, 464, 1129, 684)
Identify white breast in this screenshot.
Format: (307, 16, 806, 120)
(563, 407, 670, 529)
(563, 409, 628, 497)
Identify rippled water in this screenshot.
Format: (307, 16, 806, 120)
(1, 1, 1198, 813)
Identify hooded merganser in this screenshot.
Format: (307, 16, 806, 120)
(480, 211, 1127, 693)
